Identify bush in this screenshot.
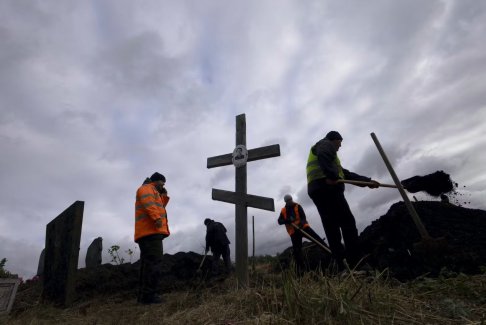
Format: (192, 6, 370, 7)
(0, 257, 13, 278)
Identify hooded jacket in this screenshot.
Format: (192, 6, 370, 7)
(307, 138, 371, 195)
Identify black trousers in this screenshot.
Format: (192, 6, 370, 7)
(309, 186, 361, 268)
(290, 226, 327, 272)
(138, 236, 163, 299)
(211, 245, 231, 275)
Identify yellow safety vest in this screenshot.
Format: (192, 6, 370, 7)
(306, 148, 344, 184)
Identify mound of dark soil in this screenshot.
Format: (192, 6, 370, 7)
(276, 201, 486, 281)
(74, 251, 212, 301)
(360, 201, 486, 280)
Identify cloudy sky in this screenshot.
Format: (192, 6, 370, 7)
(1, 0, 485, 279)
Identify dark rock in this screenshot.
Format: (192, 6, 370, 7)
(85, 237, 103, 268)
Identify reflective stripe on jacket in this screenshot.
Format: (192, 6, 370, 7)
(306, 148, 344, 184)
(134, 183, 170, 242)
(280, 204, 309, 236)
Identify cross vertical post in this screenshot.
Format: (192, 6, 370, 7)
(235, 115, 248, 285)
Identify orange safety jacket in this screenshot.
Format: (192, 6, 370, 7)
(134, 182, 170, 242)
(280, 204, 309, 236)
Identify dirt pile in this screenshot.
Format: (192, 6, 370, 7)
(74, 251, 212, 301)
(401, 170, 456, 196)
(360, 201, 486, 280)
(276, 201, 486, 280)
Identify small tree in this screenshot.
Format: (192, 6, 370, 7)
(0, 258, 13, 278)
(125, 248, 134, 263)
(108, 245, 137, 265)
(108, 245, 125, 265)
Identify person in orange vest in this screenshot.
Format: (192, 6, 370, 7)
(134, 172, 170, 305)
(278, 194, 328, 274)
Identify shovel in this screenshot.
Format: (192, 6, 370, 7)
(196, 251, 208, 275)
(290, 223, 332, 254)
(370, 132, 447, 252)
(338, 179, 398, 188)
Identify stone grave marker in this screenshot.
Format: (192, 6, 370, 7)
(42, 201, 84, 307)
(207, 113, 280, 287)
(85, 237, 103, 268)
(36, 248, 45, 276)
(0, 278, 21, 315)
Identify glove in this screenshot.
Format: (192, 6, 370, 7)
(325, 178, 339, 185)
(368, 180, 380, 188)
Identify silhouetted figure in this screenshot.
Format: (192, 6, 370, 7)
(204, 218, 232, 276)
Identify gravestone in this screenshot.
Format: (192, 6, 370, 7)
(207, 114, 280, 287)
(42, 201, 84, 307)
(85, 237, 103, 268)
(36, 248, 45, 276)
(0, 278, 21, 315)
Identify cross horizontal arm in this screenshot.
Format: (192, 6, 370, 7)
(212, 189, 275, 211)
(247, 144, 280, 162)
(207, 153, 233, 168)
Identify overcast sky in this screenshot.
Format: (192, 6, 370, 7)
(1, 0, 485, 279)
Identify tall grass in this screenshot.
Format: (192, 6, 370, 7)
(5, 260, 486, 324)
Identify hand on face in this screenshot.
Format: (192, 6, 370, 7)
(155, 181, 167, 195)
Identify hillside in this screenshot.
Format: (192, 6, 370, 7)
(3, 201, 486, 324)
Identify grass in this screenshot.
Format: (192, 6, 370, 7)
(4, 260, 486, 324)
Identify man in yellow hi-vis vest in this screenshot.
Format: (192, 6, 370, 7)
(307, 131, 379, 270)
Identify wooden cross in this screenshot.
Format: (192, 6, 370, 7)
(207, 113, 280, 287)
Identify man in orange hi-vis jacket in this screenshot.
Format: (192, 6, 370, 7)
(134, 172, 170, 305)
(278, 194, 328, 274)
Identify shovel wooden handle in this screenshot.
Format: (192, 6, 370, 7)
(370, 132, 431, 240)
(338, 179, 397, 188)
(198, 251, 207, 270)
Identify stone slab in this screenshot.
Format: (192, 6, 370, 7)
(0, 278, 21, 315)
(42, 201, 84, 307)
(85, 237, 102, 268)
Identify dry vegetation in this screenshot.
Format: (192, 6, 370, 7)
(4, 260, 486, 325)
